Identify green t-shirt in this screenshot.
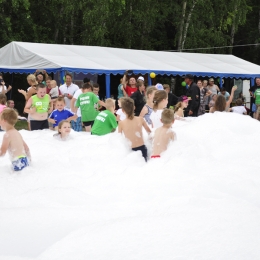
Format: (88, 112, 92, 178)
(255, 88, 260, 104)
(91, 110, 117, 136)
(32, 94, 49, 113)
(76, 92, 99, 122)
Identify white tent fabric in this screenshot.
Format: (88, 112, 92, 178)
(0, 41, 259, 78)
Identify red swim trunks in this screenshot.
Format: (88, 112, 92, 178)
(151, 155, 160, 159)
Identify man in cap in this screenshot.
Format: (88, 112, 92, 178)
(184, 74, 200, 117)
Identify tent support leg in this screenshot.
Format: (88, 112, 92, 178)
(219, 76, 223, 88)
(105, 74, 110, 98)
(148, 73, 152, 86)
(60, 70, 65, 85)
(251, 78, 255, 87)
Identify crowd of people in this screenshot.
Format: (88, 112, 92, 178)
(0, 70, 257, 172)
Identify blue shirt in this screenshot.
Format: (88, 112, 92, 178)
(49, 109, 74, 127)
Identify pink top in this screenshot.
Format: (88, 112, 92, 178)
(0, 104, 7, 113)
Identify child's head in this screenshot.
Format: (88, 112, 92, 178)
(212, 94, 217, 101)
(55, 97, 66, 111)
(235, 98, 243, 106)
(153, 90, 168, 110)
(93, 83, 100, 95)
(121, 97, 134, 119)
(57, 120, 71, 137)
(0, 93, 6, 105)
(174, 96, 189, 112)
(36, 83, 46, 98)
(105, 98, 115, 112)
(161, 108, 174, 125)
(27, 74, 37, 86)
(7, 100, 15, 108)
(82, 82, 93, 92)
(0, 108, 18, 127)
(146, 86, 157, 101)
(50, 80, 57, 88)
(214, 95, 226, 112)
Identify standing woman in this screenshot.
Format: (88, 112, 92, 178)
(18, 74, 38, 130)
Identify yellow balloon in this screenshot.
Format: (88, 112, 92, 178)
(150, 72, 156, 78)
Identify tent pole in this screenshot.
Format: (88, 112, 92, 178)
(60, 70, 65, 85)
(148, 73, 152, 86)
(105, 74, 110, 98)
(251, 78, 255, 87)
(219, 77, 223, 89)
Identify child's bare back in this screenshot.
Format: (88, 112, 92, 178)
(119, 116, 150, 148)
(152, 126, 175, 156)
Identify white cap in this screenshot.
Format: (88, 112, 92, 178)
(137, 76, 144, 81)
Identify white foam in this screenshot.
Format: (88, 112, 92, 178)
(0, 112, 260, 259)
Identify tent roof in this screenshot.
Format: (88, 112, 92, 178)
(0, 41, 259, 78)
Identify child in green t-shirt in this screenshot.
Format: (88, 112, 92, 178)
(254, 87, 260, 120)
(91, 98, 117, 136)
(75, 83, 105, 132)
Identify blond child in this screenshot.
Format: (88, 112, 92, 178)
(118, 97, 151, 161)
(0, 109, 31, 171)
(48, 97, 77, 130)
(151, 109, 176, 158)
(91, 98, 117, 136)
(150, 90, 168, 129)
(174, 96, 189, 119)
(53, 120, 71, 140)
(139, 86, 157, 125)
(116, 98, 126, 121)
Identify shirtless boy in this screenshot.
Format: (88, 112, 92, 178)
(118, 97, 151, 161)
(0, 109, 31, 171)
(151, 109, 176, 158)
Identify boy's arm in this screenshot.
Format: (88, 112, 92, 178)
(142, 118, 151, 133)
(98, 100, 106, 107)
(48, 97, 53, 113)
(24, 98, 34, 114)
(118, 121, 122, 133)
(226, 86, 237, 108)
(23, 140, 31, 161)
(0, 133, 10, 157)
(67, 114, 78, 122)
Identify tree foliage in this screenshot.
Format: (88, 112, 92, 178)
(0, 0, 259, 63)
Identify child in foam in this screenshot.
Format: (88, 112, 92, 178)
(150, 90, 168, 129)
(116, 98, 126, 121)
(174, 96, 189, 119)
(75, 83, 105, 132)
(229, 99, 247, 115)
(0, 109, 31, 171)
(91, 99, 117, 136)
(139, 86, 157, 126)
(151, 109, 176, 159)
(118, 97, 151, 162)
(53, 120, 71, 141)
(48, 97, 77, 130)
(24, 83, 53, 131)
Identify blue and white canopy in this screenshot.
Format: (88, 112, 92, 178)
(0, 41, 259, 79)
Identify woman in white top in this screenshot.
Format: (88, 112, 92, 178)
(150, 90, 168, 129)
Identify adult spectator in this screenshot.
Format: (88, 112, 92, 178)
(207, 78, 220, 96)
(34, 70, 48, 85)
(249, 77, 260, 117)
(184, 74, 200, 117)
(122, 70, 137, 96)
(117, 78, 127, 99)
(0, 73, 12, 95)
(197, 80, 211, 115)
(46, 76, 52, 94)
(130, 80, 146, 116)
(218, 87, 230, 101)
(163, 84, 178, 108)
(59, 73, 79, 110)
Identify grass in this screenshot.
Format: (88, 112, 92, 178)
(15, 120, 28, 131)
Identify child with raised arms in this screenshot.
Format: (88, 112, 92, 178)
(48, 97, 77, 130)
(150, 90, 168, 129)
(75, 83, 105, 132)
(139, 86, 157, 125)
(118, 97, 151, 162)
(0, 109, 31, 171)
(174, 96, 189, 119)
(53, 120, 71, 140)
(151, 109, 176, 159)
(91, 98, 117, 136)
(24, 83, 53, 131)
